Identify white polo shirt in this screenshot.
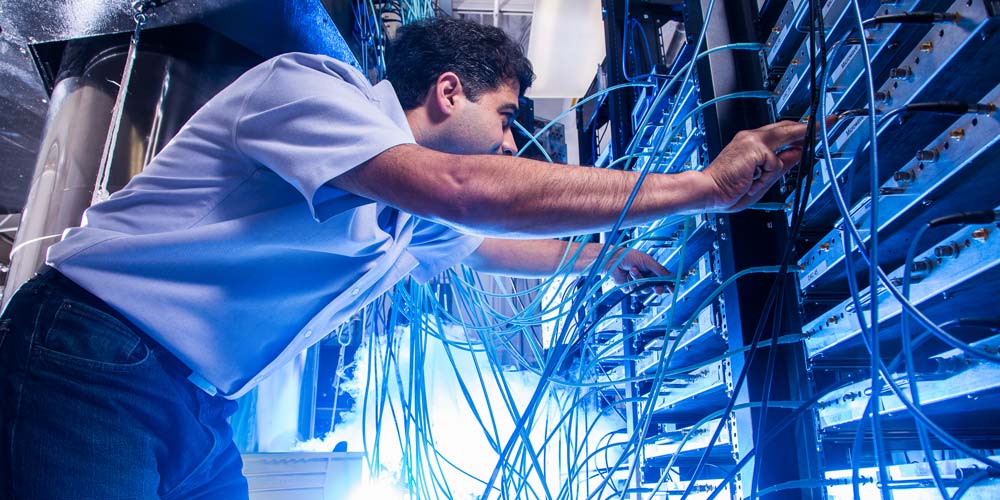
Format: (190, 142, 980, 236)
(47, 53, 484, 398)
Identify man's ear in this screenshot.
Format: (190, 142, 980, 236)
(432, 71, 464, 116)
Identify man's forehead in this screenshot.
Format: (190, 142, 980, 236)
(493, 82, 521, 111)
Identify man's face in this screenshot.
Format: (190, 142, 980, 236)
(441, 81, 521, 156)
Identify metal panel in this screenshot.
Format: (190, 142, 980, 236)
(805, 219, 1000, 357)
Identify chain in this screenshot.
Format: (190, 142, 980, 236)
(92, 1, 154, 204)
(327, 343, 348, 434)
(328, 318, 357, 434)
(131, 0, 151, 26)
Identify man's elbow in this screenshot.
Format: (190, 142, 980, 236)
(424, 163, 497, 230)
(414, 152, 532, 235)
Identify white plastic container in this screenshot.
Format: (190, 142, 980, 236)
(242, 452, 363, 500)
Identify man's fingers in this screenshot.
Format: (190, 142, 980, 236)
(756, 121, 809, 150)
(755, 115, 839, 151)
(646, 258, 670, 278)
(780, 138, 806, 150)
(619, 255, 675, 295)
(644, 258, 672, 295)
(777, 146, 804, 170)
(746, 150, 785, 198)
(626, 265, 643, 293)
(755, 114, 840, 145)
(611, 267, 629, 286)
(629, 266, 642, 282)
(756, 119, 800, 132)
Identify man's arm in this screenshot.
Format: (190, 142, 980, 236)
(463, 238, 672, 294)
(330, 121, 808, 238)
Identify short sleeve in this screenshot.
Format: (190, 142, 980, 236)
(407, 217, 485, 283)
(234, 54, 416, 222)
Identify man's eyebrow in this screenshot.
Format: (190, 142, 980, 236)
(498, 103, 519, 115)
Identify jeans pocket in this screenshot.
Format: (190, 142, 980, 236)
(37, 299, 150, 372)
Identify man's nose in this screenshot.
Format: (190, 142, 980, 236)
(499, 127, 518, 156)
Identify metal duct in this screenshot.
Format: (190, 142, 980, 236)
(2, 27, 260, 305)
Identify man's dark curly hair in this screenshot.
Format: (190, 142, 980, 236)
(386, 17, 535, 110)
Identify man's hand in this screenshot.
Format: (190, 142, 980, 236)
(700, 120, 811, 212)
(608, 249, 673, 295)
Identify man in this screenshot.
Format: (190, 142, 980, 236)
(0, 17, 806, 499)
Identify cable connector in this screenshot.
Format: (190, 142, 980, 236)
(955, 465, 1000, 480)
(835, 101, 996, 122)
(776, 333, 807, 345)
(973, 102, 997, 115)
(862, 11, 960, 28)
(836, 108, 878, 119)
(905, 101, 996, 115)
(927, 210, 1000, 228)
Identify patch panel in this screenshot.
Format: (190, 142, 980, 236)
(818, 356, 1000, 428)
(804, 217, 1000, 356)
(634, 306, 719, 376)
(646, 359, 729, 418)
(820, 0, 954, 116)
(764, 0, 811, 70)
(797, 82, 1000, 291)
(635, 253, 718, 332)
(637, 217, 714, 279)
(578, 1, 1000, 497)
(645, 418, 733, 459)
(770, 0, 954, 118)
(632, 82, 706, 175)
(770, 0, 876, 116)
(739, 0, 1000, 497)
(824, 456, 1000, 499)
(631, 480, 732, 500)
(792, 0, 1000, 229)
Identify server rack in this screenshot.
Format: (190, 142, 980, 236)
(583, 0, 1000, 498)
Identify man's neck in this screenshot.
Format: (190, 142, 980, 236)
(404, 108, 430, 146)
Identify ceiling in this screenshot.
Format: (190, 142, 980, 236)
(449, 0, 534, 14)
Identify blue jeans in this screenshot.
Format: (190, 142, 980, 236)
(0, 268, 249, 499)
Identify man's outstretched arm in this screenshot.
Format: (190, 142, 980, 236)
(330, 121, 808, 238)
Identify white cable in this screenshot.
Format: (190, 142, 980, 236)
(9, 234, 62, 259)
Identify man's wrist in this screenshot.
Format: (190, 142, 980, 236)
(670, 170, 722, 214)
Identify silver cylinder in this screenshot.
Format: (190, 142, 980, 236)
(2, 54, 120, 304)
(2, 29, 259, 307)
